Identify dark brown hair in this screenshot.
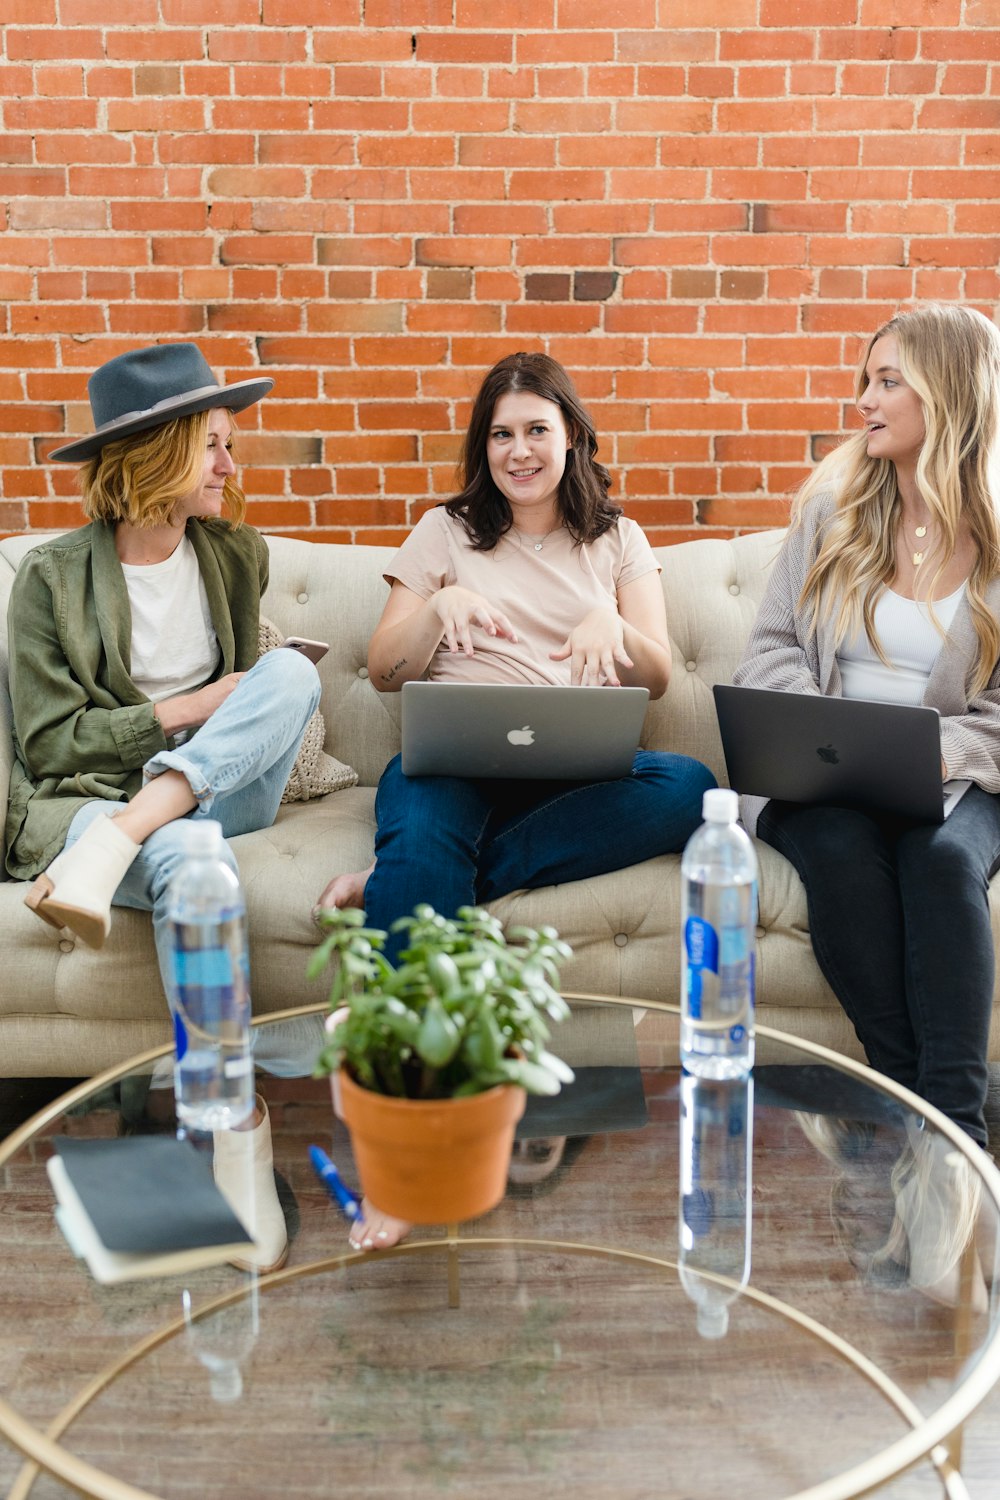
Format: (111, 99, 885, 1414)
(444, 352, 621, 550)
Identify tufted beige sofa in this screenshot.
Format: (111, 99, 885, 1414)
(4, 528, 1000, 1079)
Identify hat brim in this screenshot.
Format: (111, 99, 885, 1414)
(47, 376, 275, 463)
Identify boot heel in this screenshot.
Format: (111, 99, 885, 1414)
(30, 897, 110, 950)
(24, 874, 64, 932)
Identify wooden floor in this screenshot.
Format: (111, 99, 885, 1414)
(0, 1067, 998, 1500)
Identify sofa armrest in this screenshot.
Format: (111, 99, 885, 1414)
(0, 535, 52, 881)
(0, 677, 11, 879)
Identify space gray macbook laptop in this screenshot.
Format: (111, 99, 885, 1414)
(401, 682, 649, 780)
(713, 684, 972, 824)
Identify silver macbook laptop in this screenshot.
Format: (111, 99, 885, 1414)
(401, 682, 649, 780)
(713, 684, 972, 824)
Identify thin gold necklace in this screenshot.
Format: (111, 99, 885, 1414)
(911, 520, 930, 568)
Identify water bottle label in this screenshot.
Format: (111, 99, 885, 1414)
(685, 916, 719, 1020)
(173, 1008, 188, 1062)
(682, 1184, 714, 1238)
(173, 946, 235, 991)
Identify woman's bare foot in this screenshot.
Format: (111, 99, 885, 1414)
(348, 1197, 411, 1251)
(313, 860, 375, 921)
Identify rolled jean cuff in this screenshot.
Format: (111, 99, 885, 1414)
(142, 751, 214, 807)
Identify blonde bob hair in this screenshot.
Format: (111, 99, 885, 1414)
(795, 303, 1000, 696)
(80, 408, 246, 529)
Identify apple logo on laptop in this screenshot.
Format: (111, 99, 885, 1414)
(507, 725, 535, 747)
(816, 743, 839, 765)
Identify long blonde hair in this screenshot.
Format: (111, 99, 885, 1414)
(795, 303, 1000, 695)
(80, 409, 246, 529)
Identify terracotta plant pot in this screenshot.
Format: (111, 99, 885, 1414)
(336, 1064, 527, 1225)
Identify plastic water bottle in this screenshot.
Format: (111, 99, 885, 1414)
(680, 787, 758, 1079)
(165, 819, 254, 1132)
(678, 1072, 754, 1339)
(183, 1282, 259, 1404)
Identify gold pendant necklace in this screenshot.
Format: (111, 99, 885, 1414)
(913, 523, 927, 568)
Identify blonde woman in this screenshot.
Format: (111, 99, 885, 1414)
(8, 344, 322, 1270)
(735, 304, 1000, 1152)
(733, 304, 1000, 1305)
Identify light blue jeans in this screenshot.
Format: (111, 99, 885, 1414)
(64, 648, 321, 1010)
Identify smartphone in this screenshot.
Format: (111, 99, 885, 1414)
(280, 635, 330, 665)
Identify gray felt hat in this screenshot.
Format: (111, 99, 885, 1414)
(49, 343, 274, 462)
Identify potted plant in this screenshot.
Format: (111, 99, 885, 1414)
(310, 903, 574, 1224)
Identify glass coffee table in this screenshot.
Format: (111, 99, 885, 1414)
(1, 998, 999, 1500)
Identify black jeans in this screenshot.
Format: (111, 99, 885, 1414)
(757, 787, 1000, 1145)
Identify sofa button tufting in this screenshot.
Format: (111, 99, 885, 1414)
(58, 938, 74, 953)
(614, 932, 628, 947)
(756, 925, 765, 939)
(729, 584, 740, 596)
(685, 660, 697, 672)
(297, 591, 309, 604)
(357, 666, 369, 679)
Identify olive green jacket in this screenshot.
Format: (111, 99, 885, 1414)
(5, 518, 268, 880)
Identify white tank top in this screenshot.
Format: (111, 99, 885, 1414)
(837, 583, 965, 706)
(121, 535, 220, 703)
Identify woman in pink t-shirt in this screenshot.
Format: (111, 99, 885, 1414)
(319, 350, 713, 934)
(319, 349, 710, 924)
(319, 352, 713, 929)
(317, 356, 714, 1247)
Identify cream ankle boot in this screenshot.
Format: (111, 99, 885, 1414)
(894, 1132, 988, 1314)
(24, 814, 140, 949)
(213, 1095, 289, 1274)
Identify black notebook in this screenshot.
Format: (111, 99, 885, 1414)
(48, 1135, 253, 1284)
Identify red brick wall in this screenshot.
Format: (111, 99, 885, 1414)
(2, 5, 998, 545)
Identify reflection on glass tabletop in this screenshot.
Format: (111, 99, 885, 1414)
(1, 999, 999, 1500)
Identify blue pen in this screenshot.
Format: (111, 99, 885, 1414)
(309, 1144, 361, 1222)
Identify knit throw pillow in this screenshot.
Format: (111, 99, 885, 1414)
(257, 618, 359, 804)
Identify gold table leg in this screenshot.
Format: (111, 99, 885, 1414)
(446, 1223, 460, 1309)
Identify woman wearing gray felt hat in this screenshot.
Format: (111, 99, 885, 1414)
(10, 340, 311, 1268)
(11, 336, 308, 940)
(8, 342, 319, 1268)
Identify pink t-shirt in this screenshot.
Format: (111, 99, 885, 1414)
(385, 506, 661, 686)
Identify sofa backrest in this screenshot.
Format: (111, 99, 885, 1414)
(0, 525, 786, 813)
(653, 528, 785, 785)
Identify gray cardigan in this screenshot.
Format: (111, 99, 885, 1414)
(733, 492, 1000, 834)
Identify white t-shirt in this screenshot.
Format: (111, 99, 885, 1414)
(837, 583, 966, 706)
(121, 535, 220, 703)
(386, 506, 660, 686)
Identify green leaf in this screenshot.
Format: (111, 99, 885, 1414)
(537, 1049, 575, 1085)
(502, 1057, 563, 1095)
(425, 950, 461, 998)
(415, 995, 461, 1068)
(464, 1009, 504, 1071)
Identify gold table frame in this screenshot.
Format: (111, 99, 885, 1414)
(1, 997, 999, 1500)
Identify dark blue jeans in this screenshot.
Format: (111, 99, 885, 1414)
(757, 787, 1000, 1145)
(365, 749, 716, 962)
